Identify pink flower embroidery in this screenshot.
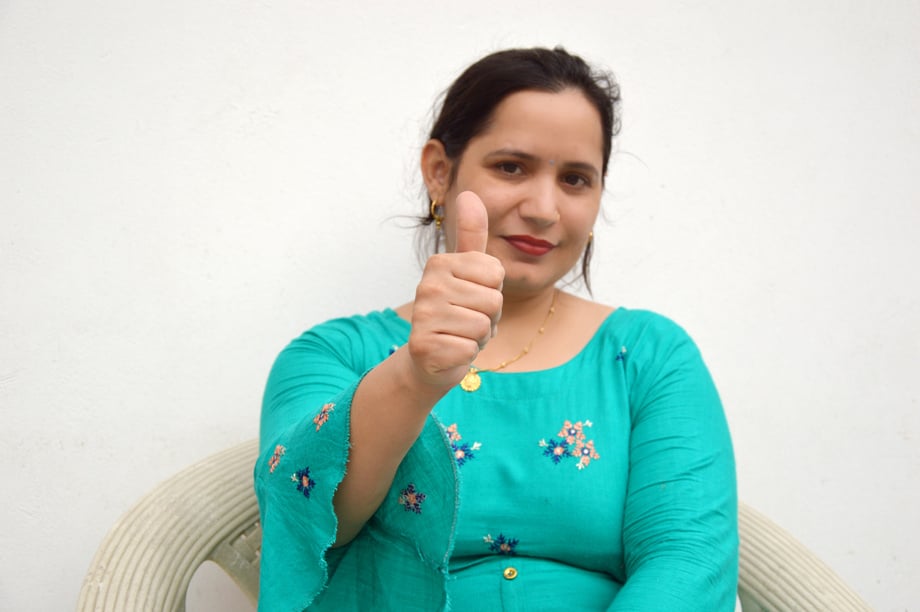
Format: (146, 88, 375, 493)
(313, 403, 334, 431)
(558, 420, 592, 445)
(576, 439, 600, 469)
(268, 444, 286, 474)
(445, 423, 462, 442)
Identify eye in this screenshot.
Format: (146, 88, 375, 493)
(496, 161, 523, 175)
(562, 173, 591, 188)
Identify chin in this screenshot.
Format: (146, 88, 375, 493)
(500, 273, 559, 296)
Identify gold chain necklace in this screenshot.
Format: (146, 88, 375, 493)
(459, 289, 558, 392)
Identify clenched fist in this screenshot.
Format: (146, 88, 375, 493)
(406, 191, 504, 389)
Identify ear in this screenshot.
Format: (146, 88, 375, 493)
(420, 139, 453, 200)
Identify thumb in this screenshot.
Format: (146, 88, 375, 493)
(453, 191, 489, 253)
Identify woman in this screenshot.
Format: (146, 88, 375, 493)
(256, 47, 738, 611)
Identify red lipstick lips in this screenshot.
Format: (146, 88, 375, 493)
(504, 235, 555, 256)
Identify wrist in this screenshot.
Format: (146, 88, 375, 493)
(389, 345, 457, 406)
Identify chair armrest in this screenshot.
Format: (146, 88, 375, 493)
(78, 439, 261, 611)
(738, 502, 870, 611)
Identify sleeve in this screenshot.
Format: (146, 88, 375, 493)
(253, 320, 374, 612)
(609, 316, 738, 611)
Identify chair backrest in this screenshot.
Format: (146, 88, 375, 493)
(78, 439, 871, 611)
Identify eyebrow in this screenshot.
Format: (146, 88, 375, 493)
(485, 148, 600, 180)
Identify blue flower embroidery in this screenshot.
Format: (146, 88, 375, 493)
(453, 442, 477, 466)
(398, 483, 426, 514)
(484, 533, 519, 556)
(291, 467, 315, 498)
(540, 438, 571, 463)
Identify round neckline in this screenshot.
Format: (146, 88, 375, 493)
(380, 306, 626, 378)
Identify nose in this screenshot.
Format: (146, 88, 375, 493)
(518, 176, 559, 228)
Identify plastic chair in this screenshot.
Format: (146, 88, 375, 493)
(78, 440, 261, 611)
(77, 439, 871, 611)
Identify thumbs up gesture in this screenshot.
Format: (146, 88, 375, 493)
(453, 190, 490, 254)
(406, 191, 505, 389)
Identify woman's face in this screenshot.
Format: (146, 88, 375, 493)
(429, 88, 605, 297)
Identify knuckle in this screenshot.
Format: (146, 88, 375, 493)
(414, 277, 446, 303)
(474, 314, 492, 340)
(423, 253, 450, 274)
(486, 258, 505, 287)
(486, 291, 503, 315)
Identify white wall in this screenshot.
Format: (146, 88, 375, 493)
(1, 1, 917, 610)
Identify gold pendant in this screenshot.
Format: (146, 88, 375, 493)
(460, 368, 481, 392)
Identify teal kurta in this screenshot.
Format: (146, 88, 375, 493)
(255, 307, 738, 611)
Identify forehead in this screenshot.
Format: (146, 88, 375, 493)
(472, 89, 604, 164)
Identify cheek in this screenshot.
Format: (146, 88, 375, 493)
(565, 209, 599, 239)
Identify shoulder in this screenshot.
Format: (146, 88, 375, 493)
(609, 308, 693, 342)
(557, 294, 692, 341)
(276, 309, 409, 370)
(596, 307, 706, 371)
(553, 295, 697, 361)
(299, 309, 407, 344)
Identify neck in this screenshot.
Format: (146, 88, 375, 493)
(473, 286, 559, 371)
(499, 286, 558, 322)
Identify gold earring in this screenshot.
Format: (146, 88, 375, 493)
(430, 199, 444, 230)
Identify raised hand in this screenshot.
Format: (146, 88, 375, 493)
(453, 190, 489, 253)
(406, 191, 504, 389)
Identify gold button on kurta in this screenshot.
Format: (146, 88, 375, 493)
(503, 567, 518, 580)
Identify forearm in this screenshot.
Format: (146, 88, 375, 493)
(331, 346, 452, 546)
(609, 553, 737, 611)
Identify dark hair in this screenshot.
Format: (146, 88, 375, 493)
(419, 46, 621, 291)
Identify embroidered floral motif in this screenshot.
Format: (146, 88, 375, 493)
(313, 403, 334, 432)
(484, 533, 519, 556)
(539, 419, 599, 470)
(445, 423, 481, 467)
(540, 438, 571, 463)
(268, 444, 286, 473)
(397, 483, 426, 514)
(576, 439, 600, 469)
(616, 346, 627, 361)
(559, 419, 588, 445)
(291, 467, 315, 498)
